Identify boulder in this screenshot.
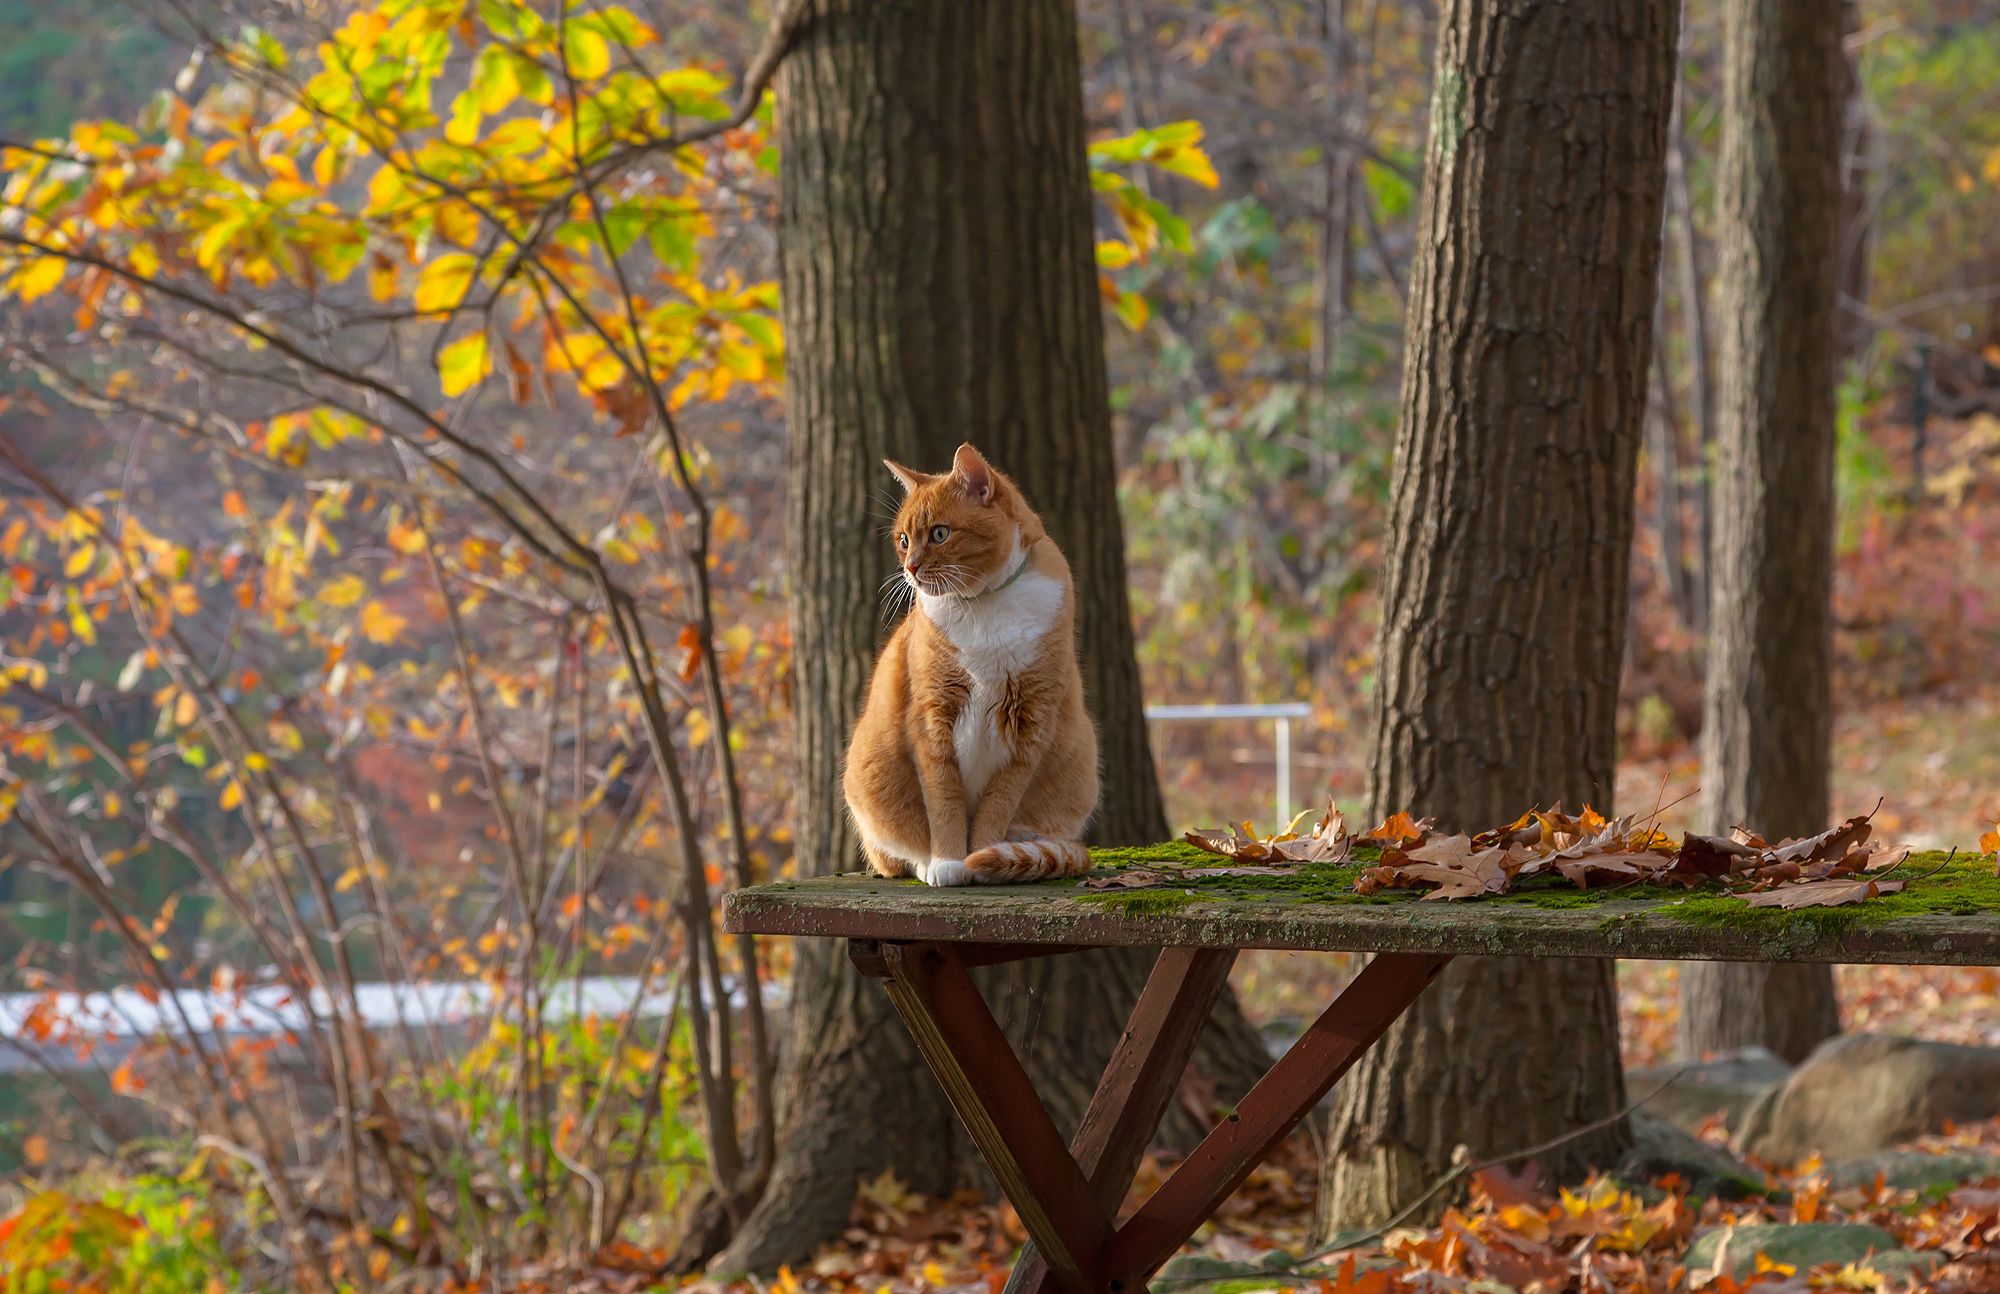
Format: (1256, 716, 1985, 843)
(1627, 1046, 1791, 1134)
(1616, 1114, 1773, 1200)
(1684, 1222, 1918, 1282)
(1736, 1034, 2000, 1164)
(1823, 1148, 2000, 1191)
(1152, 1251, 1330, 1292)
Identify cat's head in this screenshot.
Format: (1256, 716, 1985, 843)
(883, 443, 1039, 598)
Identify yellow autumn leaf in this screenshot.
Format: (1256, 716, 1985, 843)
(360, 599, 407, 645)
(169, 583, 199, 616)
(564, 26, 610, 78)
(368, 255, 398, 303)
(12, 255, 66, 303)
(64, 543, 96, 578)
(335, 866, 365, 893)
(414, 253, 475, 314)
(387, 517, 426, 555)
(67, 589, 95, 645)
(173, 690, 198, 727)
(319, 573, 367, 607)
(219, 780, 243, 811)
(437, 332, 490, 397)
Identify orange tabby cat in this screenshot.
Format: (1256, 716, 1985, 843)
(843, 444, 1100, 886)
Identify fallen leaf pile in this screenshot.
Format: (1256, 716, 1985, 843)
(1181, 799, 1357, 864)
(665, 1114, 2000, 1293)
(1080, 799, 1367, 890)
(1148, 799, 1925, 911)
(1356, 805, 1914, 909)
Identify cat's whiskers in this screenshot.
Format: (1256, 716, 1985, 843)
(878, 567, 917, 626)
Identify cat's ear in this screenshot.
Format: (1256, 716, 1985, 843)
(950, 443, 995, 504)
(883, 459, 932, 494)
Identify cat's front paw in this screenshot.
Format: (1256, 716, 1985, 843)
(923, 857, 971, 887)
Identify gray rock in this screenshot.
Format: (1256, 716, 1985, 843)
(1867, 1249, 1951, 1282)
(1737, 1034, 2000, 1164)
(1628, 1046, 1792, 1135)
(1684, 1222, 1907, 1281)
(1152, 1251, 1327, 1292)
(1617, 1114, 1774, 1200)
(1823, 1149, 2000, 1191)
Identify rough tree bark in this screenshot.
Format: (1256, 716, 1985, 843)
(1678, 0, 1847, 1067)
(1317, 0, 1679, 1234)
(719, 0, 1268, 1270)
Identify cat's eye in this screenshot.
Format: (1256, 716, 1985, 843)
(895, 533, 908, 549)
(929, 525, 951, 544)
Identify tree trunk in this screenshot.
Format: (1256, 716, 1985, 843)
(1317, 0, 1678, 1235)
(720, 0, 1266, 1270)
(1678, 0, 1846, 1067)
(1834, 0, 1875, 362)
(1309, 0, 1355, 402)
(1665, 51, 1717, 635)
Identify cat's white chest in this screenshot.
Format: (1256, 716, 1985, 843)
(921, 569, 1063, 807)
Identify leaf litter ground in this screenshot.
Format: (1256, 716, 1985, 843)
(646, 1112, 2000, 1294)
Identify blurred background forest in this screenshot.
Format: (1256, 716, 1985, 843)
(0, 0, 1998, 1290)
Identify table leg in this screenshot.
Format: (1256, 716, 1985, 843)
(1102, 951, 1451, 1289)
(866, 941, 1120, 1294)
(1005, 946, 1239, 1294)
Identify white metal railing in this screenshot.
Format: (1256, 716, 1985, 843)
(1144, 702, 1313, 825)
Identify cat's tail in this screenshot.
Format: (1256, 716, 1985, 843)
(964, 832, 1090, 884)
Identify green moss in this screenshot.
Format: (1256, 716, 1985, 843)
(1059, 845, 1998, 934)
(1074, 887, 1200, 916)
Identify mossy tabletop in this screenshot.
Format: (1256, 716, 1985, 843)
(720, 845, 2000, 966)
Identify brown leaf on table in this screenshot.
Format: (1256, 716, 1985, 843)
(1079, 869, 1172, 890)
(1739, 877, 1906, 908)
(1553, 851, 1671, 889)
(1079, 864, 1297, 892)
(1362, 837, 1519, 900)
(1404, 860, 1500, 900)
(1765, 809, 1875, 865)
(1182, 794, 1353, 864)
(1404, 833, 1478, 867)
(1862, 844, 1911, 872)
(1357, 810, 1430, 847)
(1670, 832, 1762, 882)
(1181, 821, 1278, 860)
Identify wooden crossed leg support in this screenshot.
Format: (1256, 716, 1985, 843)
(849, 940, 1451, 1294)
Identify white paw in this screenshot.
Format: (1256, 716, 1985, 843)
(924, 857, 971, 887)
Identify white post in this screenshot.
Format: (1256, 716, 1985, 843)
(1275, 716, 1292, 826)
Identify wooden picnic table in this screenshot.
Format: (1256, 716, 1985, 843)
(721, 846, 1999, 1294)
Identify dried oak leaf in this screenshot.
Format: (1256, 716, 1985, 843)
(1670, 832, 1763, 882)
(1078, 864, 1296, 892)
(1181, 821, 1282, 861)
(1553, 851, 1671, 890)
(1765, 809, 1875, 865)
(1739, 877, 1906, 909)
(1184, 796, 1354, 864)
(1379, 835, 1521, 900)
(1357, 810, 1430, 848)
(1079, 869, 1172, 891)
